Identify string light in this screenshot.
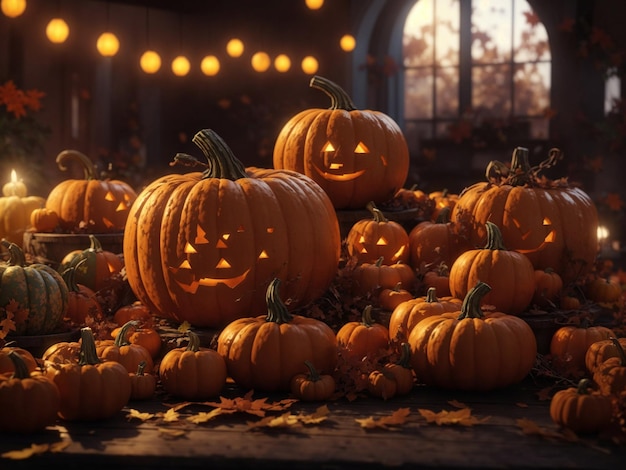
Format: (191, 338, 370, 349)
(140, 50, 161, 73)
(340, 34, 356, 52)
(1, 0, 26, 18)
(274, 54, 291, 72)
(301, 55, 319, 74)
(46, 17, 70, 44)
(201, 55, 220, 76)
(305, 0, 324, 10)
(251, 51, 270, 72)
(172, 55, 190, 76)
(97, 3, 119, 57)
(226, 38, 244, 58)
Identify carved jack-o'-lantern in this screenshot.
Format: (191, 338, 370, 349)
(346, 201, 410, 265)
(45, 150, 137, 233)
(451, 147, 598, 284)
(273, 76, 409, 209)
(124, 129, 341, 329)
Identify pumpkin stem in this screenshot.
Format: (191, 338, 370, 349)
(435, 206, 452, 224)
(190, 129, 248, 181)
(56, 149, 97, 181)
(396, 342, 411, 368)
(186, 331, 201, 352)
(576, 378, 592, 395)
(304, 360, 322, 382)
(87, 234, 104, 253)
(78, 327, 102, 366)
(136, 360, 147, 376)
(114, 321, 139, 347)
(484, 221, 507, 251)
(61, 258, 88, 293)
(425, 287, 439, 303)
(1, 239, 26, 267)
(375, 256, 384, 267)
(361, 305, 376, 327)
(310, 75, 357, 111)
(265, 278, 293, 324)
(610, 337, 626, 366)
(458, 281, 492, 320)
(366, 201, 388, 223)
(7, 350, 30, 380)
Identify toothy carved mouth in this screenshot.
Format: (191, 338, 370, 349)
(314, 165, 366, 182)
(171, 268, 251, 294)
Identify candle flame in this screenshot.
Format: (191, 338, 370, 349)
(10, 169, 17, 183)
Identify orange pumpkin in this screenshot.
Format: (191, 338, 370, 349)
(129, 360, 157, 401)
(350, 257, 416, 298)
(273, 75, 409, 210)
(378, 282, 413, 311)
(429, 188, 458, 221)
(30, 207, 59, 232)
(585, 277, 624, 309)
(290, 360, 336, 402)
(216, 278, 338, 392)
(113, 301, 153, 326)
(0, 345, 38, 374)
(585, 336, 626, 374)
(549, 378, 613, 434)
(550, 323, 614, 374)
(346, 201, 410, 265)
(123, 129, 341, 329)
(336, 304, 389, 362)
(45, 149, 137, 232)
(449, 221, 535, 315)
(96, 321, 155, 374)
(532, 268, 563, 309)
(61, 261, 103, 324)
(422, 262, 452, 297)
(593, 337, 626, 396)
(111, 323, 162, 359)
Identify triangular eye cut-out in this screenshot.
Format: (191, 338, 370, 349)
(195, 225, 209, 244)
(184, 242, 197, 254)
(376, 236, 388, 246)
(105, 191, 115, 201)
(258, 250, 269, 259)
(216, 239, 228, 249)
(216, 258, 231, 269)
(323, 142, 336, 152)
(354, 142, 369, 153)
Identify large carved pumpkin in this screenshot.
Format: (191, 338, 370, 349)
(451, 147, 598, 284)
(273, 75, 409, 209)
(123, 129, 341, 328)
(45, 150, 137, 232)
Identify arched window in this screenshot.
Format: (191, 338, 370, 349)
(402, 0, 551, 178)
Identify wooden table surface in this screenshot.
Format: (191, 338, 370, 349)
(2, 374, 625, 470)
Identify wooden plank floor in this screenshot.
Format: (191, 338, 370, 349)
(2, 375, 625, 469)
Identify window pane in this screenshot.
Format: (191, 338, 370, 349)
(405, 68, 434, 119)
(513, 1, 551, 62)
(472, 64, 511, 117)
(472, 0, 512, 64)
(403, 0, 434, 67)
(436, 67, 459, 117)
(514, 62, 550, 115)
(435, 0, 460, 66)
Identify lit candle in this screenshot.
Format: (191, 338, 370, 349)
(2, 169, 27, 197)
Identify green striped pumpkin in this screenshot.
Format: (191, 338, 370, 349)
(0, 239, 69, 335)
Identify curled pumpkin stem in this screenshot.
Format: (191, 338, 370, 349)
(458, 281, 492, 320)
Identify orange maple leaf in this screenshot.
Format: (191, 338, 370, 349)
(418, 407, 490, 426)
(355, 407, 411, 429)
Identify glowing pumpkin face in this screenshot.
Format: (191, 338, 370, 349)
(273, 76, 409, 210)
(124, 129, 341, 329)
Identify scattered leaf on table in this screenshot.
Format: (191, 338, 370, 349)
(187, 408, 228, 424)
(1, 443, 50, 460)
(158, 427, 188, 439)
(202, 390, 297, 417)
(418, 407, 490, 426)
(355, 407, 411, 429)
(126, 409, 155, 421)
(49, 441, 71, 453)
(161, 408, 180, 422)
(246, 405, 330, 429)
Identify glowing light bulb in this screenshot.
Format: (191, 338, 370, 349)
(46, 18, 70, 44)
(140, 50, 161, 74)
(172, 55, 191, 76)
(97, 32, 120, 57)
(1, 0, 26, 18)
(226, 38, 244, 58)
(301, 56, 319, 74)
(274, 54, 291, 72)
(251, 51, 270, 72)
(200, 55, 220, 76)
(340, 34, 356, 52)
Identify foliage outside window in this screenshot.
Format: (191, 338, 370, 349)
(402, 0, 551, 153)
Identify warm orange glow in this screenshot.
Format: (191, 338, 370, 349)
(305, 0, 324, 10)
(1, 0, 26, 18)
(140, 50, 161, 73)
(251, 51, 271, 72)
(97, 32, 120, 57)
(226, 38, 244, 58)
(2, 169, 27, 197)
(172, 55, 191, 76)
(301, 56, 319, 74)
(200, 55, 220, 76)
(274, 54, 291, 72)
(46, 18, 70, 44)
(340, 34, 356, 52)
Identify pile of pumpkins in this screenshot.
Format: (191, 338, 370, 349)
(1, 76, 625, 436)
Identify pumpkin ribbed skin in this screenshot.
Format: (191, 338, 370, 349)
(0, 194, 45, 245)
(0, 240, 68, 335)
(273, 76, 409, 210)
(549, 378, 613, 434)
(449, 221, 535, 315)
(451, 147, 598, 284)
(550, 324, 614, 373)
(585, 337, 626, 374)
(336, 305, 390, 361)
(124, 129, 340, 328)
(217, 279, 338, 392)
(45, 150, 137, 232)
(409, 282, 537, 391)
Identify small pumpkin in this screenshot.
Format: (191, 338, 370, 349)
(532, 268, 563, 309)
(0, 351, 60, 433)
(428, 188, 458, 221)
(422, 262, 452, 297)
(0, 344, 38, 374)
(585, 277, 624, 310)
(45, 149, 137, 232)
(96, 320, 155, 374)
(113, 301, 153, 326)
(273, 75, 409, 210)
(45, 327, 131, 421)
(58, 234, 124, 292)
(378, 282, 413, 311)
(159, 330, 227, 400)
(0, 193, 46, 245)
(217, 278, 338, 392)
(129, 360, 157, 401)
(367, 369, 397, 400)
(61, 260, 103, 324)
(388, 287, 462, 343)
(449, 221, 536, 315)
(290, 360, 336, 402)
(30, 207, 60, 232)
(549, 378, 613, 434)
(336, 304, 389, 362)
(111, 323, 162, 359)
(585, 336, 626, 374)
(350, 256, 416, 298)
(549, 322, 614, 374)
(379, 342, 414, 396)
(593, 337, 626, 396)
(41, 339, 82, 364)
(409, 281, 537, 391)
(0, 239, 69, 335)
(346, 201, 410, 265)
